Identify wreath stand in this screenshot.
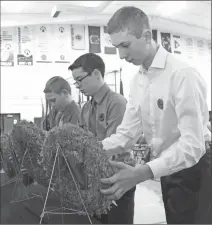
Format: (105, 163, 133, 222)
(10, 148, 44, 204)
(0, 153, 15, 186)
(8, 144, 93, 224)
(0, 139, 19, 187)
(38, 143, 93, 224)
(4, 125, 95, 225)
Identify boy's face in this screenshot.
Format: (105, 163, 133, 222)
(109, 29, 151, 66)
(72, 67, 100, 96)
(45, 91, 67, 112)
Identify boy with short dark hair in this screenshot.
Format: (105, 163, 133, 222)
(69, 53, 135, 224)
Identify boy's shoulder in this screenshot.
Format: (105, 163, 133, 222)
(107, 89, 127, 105)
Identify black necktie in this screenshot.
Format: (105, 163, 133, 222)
(89, 98, 97, 136)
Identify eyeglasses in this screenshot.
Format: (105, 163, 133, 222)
(73, 72, 91, 86)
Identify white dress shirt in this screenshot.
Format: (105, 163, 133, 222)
(102, 45, 211, 179)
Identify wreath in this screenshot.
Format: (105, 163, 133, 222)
(0, 133, 17, 178)
(1, 120, 121, 216)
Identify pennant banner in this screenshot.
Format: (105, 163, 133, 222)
(152, 30, 157, 43)
(172, 35, 181, 54)
(184, 37, 195, 61)
(88, 26, 101, 53)
(0, 27, 15, 66)
(206, 40, 211, 64)
(71, 25, 85, 50)
(195, 39, 205, 56)
(35, 25, 53, 63)
(54, 25, 71, 63)
(161, 32, 172, 53)
(17, 26, 33, 66)
(104, 26, 116, 54)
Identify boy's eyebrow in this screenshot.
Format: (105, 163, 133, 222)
(113, 41, 129, 48)
(49, 97, 56, 101)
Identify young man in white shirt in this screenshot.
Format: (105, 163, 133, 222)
(99, 6, 211, 224)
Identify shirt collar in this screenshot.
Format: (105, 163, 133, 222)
(139, 45, 168, 73)
(93, 83, 110, 104)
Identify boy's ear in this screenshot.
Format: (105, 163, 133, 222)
(143, 29, 152, 44)
(93, 69, 102, 79)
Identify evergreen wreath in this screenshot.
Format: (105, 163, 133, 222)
(0, 133, 17, 178)
(2, 120, 129, 216)
(39, 123, 117, 216)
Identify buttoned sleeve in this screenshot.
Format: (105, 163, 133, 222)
(102, 82, 143, 153)
(147, 67, 209, 179)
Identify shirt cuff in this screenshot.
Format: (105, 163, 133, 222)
(102, 139, 125, 155)
(102, 138, 112, 151)
(146, 157, 169, 179)
(102, 135, 126, 151)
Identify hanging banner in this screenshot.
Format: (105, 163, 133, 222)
(35, 25, 53, 63)
(71, 25, 85, 50)
(161, 32, 172, 53)
(53, 25, 71, 63)
(103, 26, 116, 55)
(88, 26, 101, 53)
(17, 26, 33, 66)
(0, 27, 15, 66)
(206, 40, 211, 64)
(172, 35, 181, 54)
(184, 37, 195, 61)
(152, 30, 158, 43)
(195, 39, 205, 56)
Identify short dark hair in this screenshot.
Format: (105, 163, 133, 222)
(68, 53, 105, 78)
(107, 6, 150, 39)
(43, 76, 71, 95)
